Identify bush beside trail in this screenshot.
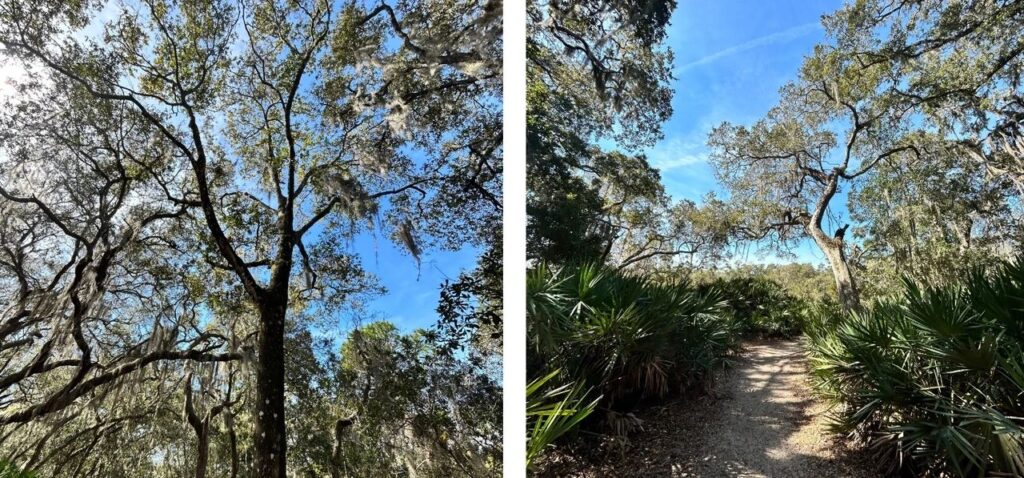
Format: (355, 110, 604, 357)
(526, 263, 740, 468)
(806, 258, 1024, 477)
(699, 275, 814, 339)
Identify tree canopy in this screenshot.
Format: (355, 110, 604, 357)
(525, 0, 711, 269)
(0, 0, 501, 475)
(707, 0, 1024, 310)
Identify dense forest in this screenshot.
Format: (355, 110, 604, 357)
(527, 0, 1024, 476)
(0, 0, 502, 476)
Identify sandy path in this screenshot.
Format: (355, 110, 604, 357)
(536, 337, 872, 476)
(671, 340, 870, 477)
(536, 339, 873, 477)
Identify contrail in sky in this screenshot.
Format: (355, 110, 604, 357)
(676, 21, 822, 73)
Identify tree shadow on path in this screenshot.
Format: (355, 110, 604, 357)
(545, 339, 876, 477)
(669, 340, 873, 478)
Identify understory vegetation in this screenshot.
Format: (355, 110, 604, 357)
(697, 274, 816, 338)
(806, 258, 1024, 477)
(526, 263, 738, 467)
(528, 256, 1024, 477)
(525, 262, 825, 468)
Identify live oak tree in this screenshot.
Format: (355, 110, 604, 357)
(826, 0, 1024, 195)
(331, 322, 500, 476)
(0, 0, 500, 475)
(526, 0, 678, 264)
(527, 94, 711, 270)
(435, 237, 502, 355)
(613, 195, 736, 271)
(526, 123, 667, 264)
(708, 0, 1024, 312)
(183, 368, 239, 478)
(850, 137, 1023, 298)
(527, 0, 675, 149)
(837, 0, 1024, 291)
(707, 74, 914, 311)
(0, 69, 243, 473)
(527, 0, 723, 270)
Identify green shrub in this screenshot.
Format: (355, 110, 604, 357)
(702, 276, 808, 338)
(526, 370, 599, 469)
(806, 259, 1024, 477)
(526, 263, 737, 447)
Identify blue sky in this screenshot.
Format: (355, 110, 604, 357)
(349, 232, 478, 333)
(644, 0, 847, 265)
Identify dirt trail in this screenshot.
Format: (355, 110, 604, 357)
(671, 339, 871, 477)
(542, 339, 872, 477)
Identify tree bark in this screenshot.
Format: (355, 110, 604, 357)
(254, 294, 288, 477)
(184, 376, 210, 478)
(807, 173, 862, 312)
(227, 416, 239, 478)
(809, 231, 861, 312)
(194, 428, 209, 478)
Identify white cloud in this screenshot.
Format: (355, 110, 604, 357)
(645, 137, 709, 172)
(652, 152, 706, 171)
(676, 21, 821, 73)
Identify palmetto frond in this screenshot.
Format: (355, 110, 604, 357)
(526, 262, 735, 460)
(807, 257, 1024, 477)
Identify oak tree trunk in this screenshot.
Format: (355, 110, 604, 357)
(810, 232, 861, 312)
(254, 295, 288, 476)
(184, 374, 211, 478)
(194, 428, 209, 478)
(228, 422, 239, 478)
(806, 173, 862, 313)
